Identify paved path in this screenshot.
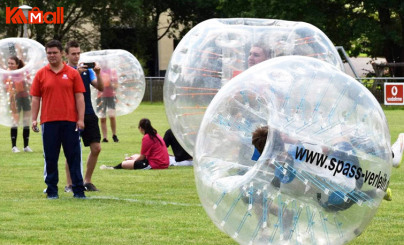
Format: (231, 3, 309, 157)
(344, 57, 386, 78)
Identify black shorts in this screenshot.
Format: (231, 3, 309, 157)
(133, 159, 151, 169)
(16, 97, 31, 112)
(81, 114, 101, 146)
(96, 97, 116, 115)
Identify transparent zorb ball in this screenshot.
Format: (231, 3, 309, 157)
(164, 18, 344, 156)
(194, 56, 391, 245)
(80, 49, 145, 118)
(0, 38, 47, 127)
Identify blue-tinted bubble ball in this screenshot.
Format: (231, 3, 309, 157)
(80, 49, 145, 118)
(164, 18, 344, 156)
(194, 56, 391, 245)
(0, 38, 47, 127)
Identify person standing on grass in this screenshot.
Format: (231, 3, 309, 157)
(5, 56, 33, 153)
(30, 40, 86, 199)
(63, 41, 104, 192)
(96, 63, 119, 143)
(100, 118, 169, 170)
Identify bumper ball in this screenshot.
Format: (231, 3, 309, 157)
(0, 38, 47, 127)
(164, 18, 344, 156)
(194, 56, 391, 245)
(80, 49, 145, 118)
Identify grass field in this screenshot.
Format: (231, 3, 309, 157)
(0, 102, 403, 245)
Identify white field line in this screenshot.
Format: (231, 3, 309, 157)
(91, 195, 202, 207)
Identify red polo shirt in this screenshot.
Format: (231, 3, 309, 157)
(30, 63, 85, 124)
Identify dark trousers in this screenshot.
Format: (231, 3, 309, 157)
(42, 121, 85, 196)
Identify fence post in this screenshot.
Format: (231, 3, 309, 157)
(149, 78, 153, 103)
(144, 77, 165, 102)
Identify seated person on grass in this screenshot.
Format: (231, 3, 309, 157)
(100, 118, 169, 170)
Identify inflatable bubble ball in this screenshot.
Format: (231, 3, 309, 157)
(0, 38, 47, 127)
(80, 49, 145, 118)
(194, 56, 391, 245)
(164, 18, 344, 156)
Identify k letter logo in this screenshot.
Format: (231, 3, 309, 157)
(6, 7, 27, 24)
(6, 7, 64, 24)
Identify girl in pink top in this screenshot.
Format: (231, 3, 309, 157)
(5, 56, 33, 153)
(101, 118, 169, 170)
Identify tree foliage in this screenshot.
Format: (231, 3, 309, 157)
(0, 0, 107, 49)
(101, 0, 220, 75)
(1, 1, 403, 76)
(0, 0, 218, 75)
(217, 0, 404, 75)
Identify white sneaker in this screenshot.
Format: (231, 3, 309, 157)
(392, 133, 404, 168)
(100, 164, 114, 170)
(24, 146, 33, 152)
(12, 146, 20, 153)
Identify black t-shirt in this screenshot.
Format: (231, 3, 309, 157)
(163, 129, 192, 162)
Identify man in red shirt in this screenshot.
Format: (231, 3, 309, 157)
(30, 40, 86, 199)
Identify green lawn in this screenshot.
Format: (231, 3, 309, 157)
(0, 102, 403, 244)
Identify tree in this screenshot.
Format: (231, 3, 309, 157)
(0, 0, 106, 49)
(0, 0, 23, 37)
(357, 0, 404, 76)
(0, 0, 220, 75)
(4, 1, 402, 77)
(217, 0, 404, 76)
(101, 0, 220, 75)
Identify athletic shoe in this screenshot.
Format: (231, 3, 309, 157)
(392, 133, 404, 168)
(73, 193, 87, 199)
(24, 146, 33, 152)
(383, 188, 392, 201)
(64, 185, 73, 193)
(100, 164, 114, 170)
(102, 138, 109, 143)
(84, 182, 99, 191)
(12, 146, 20, 153)
(47, 194, 59, 199)
(112, 135, 119, 142)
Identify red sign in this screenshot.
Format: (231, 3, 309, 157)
(384, 83, 404, 105)
(6, 7, 64, 24)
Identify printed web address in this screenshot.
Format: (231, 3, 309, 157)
(293, 146, 389, 191)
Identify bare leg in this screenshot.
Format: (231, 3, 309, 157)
(10, 99, 18, 125)
(121, 160, 135, 169)
(100, 118, 107, 139)
(84, 142, 101, 183)
(12, 111, 19, 130)
(120, 154, 141, 169)
(22, 110, 31, 127)
(127, 154, 140, 160)
(110, 116, 117, 136)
